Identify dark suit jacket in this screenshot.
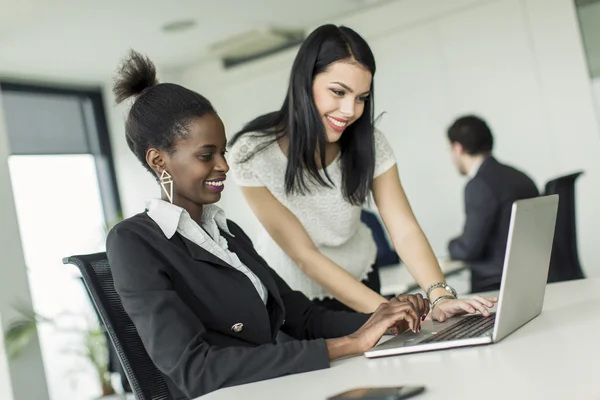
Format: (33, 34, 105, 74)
(106, 213, 369, 399)
(448, 157, 539, 292)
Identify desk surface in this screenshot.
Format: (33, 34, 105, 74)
(202, 278, 600, 400)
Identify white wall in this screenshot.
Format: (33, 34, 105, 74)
(103, 86, 157, 218)
(177, 0, 600, 277)
(593, 78, 600, 120)
(0, 89, 49, 399)
(104, 69, 184, 218)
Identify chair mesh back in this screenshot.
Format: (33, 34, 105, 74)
(63, 253, 173, 400)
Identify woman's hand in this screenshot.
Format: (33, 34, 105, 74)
(382, 293, 430, 335)
(431, 295, 498, 322)
(325, 294, 431, 360)
(395, 293, 430, 322)
(348, 295, 426, 353)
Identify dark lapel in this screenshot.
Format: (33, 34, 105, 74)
(225, 236, 286, 339)
(179, 230, 285, 331)
(221, 232, 284, 311)
(180, 235, 233, 270)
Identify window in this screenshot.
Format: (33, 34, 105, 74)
(1, 83, 121, 223)
(1, 82, 122, 400)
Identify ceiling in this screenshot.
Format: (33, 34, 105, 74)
(0, 0, 388, 84)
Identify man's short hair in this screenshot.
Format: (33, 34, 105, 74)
(447, 115, 494, 155)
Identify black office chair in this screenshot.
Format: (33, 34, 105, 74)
(544, 171, 586, 283)
(361, 209, 400, 268)
(77, 275, 132, 394)
(63, 253, 173, 400)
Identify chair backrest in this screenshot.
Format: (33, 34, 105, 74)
(63, 253, 173, 400)
(543, 171, 585, 282)
(361, 209, 400, 267)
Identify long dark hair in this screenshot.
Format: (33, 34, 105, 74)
(229, 24, 377, 205)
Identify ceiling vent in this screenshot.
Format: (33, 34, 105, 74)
(208, 27, 305, 68)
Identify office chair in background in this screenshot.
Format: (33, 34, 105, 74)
(543, 171, 586, 283)
(361, 209, 400, 268)
(360, 208, 400, 267)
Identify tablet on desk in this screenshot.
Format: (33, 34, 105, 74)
(327, 386, 425, 400)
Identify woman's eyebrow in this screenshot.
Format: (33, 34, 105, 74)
(331, 81, 370, 96)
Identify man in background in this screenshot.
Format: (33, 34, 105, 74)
(446, 115, 539, 293)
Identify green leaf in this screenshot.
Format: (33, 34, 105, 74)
(4, 318, 37, 359)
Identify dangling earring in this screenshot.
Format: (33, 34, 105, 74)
(160, 170, 173, 204)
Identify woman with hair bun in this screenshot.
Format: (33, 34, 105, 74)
(106, 50, 429, 398)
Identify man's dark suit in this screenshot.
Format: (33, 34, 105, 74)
(107, 213, 369, 399)
(448, 156, 539, 293)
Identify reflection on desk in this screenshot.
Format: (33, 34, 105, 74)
(379, 258, 468, 296)
(200, 277, 600, 400)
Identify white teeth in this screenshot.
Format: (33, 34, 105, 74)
(327, 116, 347, 127)
(206, 181, 224, 187)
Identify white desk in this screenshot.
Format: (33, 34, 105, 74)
(379, 259, 467, 296)
(202, 278, 600, 400)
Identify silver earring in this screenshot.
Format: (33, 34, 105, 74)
(160, 170, 173, 203)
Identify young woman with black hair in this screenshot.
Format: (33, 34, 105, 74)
(229, 24, 496, 318)
(106, 50, 430, 399)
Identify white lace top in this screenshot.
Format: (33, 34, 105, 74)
(229, 130, 397, 300)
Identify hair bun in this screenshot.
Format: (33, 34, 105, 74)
(113, 49, 158, 104)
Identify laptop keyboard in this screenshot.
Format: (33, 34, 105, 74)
(419, 314, 496, 344)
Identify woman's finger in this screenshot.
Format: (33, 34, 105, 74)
(387, 303, 420, 332)
(465, 299, 491, 316)
(435, 308, 447, 322)
(470, 295, 495, 308)
(415, 293, 427, 316)
(396, 295, 419, 314)
(448, 300, 475, 314)
(398, 294, 429, 319)
(422, 297, 431, 319)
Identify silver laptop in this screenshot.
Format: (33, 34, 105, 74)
(365, 194, 559, 358)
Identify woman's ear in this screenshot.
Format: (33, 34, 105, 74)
(146, 148, 167, 177)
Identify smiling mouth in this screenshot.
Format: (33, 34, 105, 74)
(327, 116, 348, 127)
(205, 179, 225, 193)
(326, 116, 349, 133)
(205, 180, 223, 187)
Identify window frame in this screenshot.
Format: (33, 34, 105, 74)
(0, 81, 122, 225)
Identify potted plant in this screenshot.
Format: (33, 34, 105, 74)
(3, 305, 118, 399)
